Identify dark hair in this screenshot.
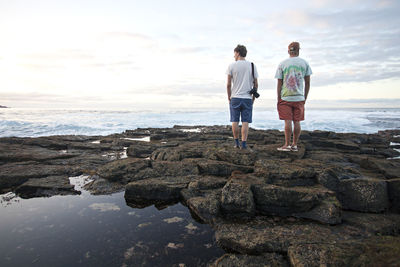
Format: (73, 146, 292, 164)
(234, 44, 247, 57)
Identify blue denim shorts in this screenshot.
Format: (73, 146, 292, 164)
(230, 98, 253, 123)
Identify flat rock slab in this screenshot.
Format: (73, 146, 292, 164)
(342, 211, 400, 236)
(215, 218, 367, 254)
(15, 176, 79, 198)
(211, 253, 289, 267)
(288, 236, 400, 267)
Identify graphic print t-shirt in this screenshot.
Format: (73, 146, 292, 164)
(275, 57, 312, 102)
(226, 60, 259, 99)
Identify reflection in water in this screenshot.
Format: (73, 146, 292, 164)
(0, 177, 224, 267)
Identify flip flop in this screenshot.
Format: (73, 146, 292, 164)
(277, 145, 291, 152)
(291, 145, 298, 152)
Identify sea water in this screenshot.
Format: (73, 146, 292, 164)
(0, 108, 399, 137)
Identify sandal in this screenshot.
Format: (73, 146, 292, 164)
(277, 145, 291, 152)
(291, 145, 298, 152)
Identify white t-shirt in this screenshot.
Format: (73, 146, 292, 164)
(275, 57, 312, 102)
(226, 60, 259, 99)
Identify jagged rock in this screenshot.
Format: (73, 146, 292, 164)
(97, 158, 150, 182)
(187, 176, 228, 191)
(151, 160, 199, 176)
(124, 176, 192, 204)
(287, 236, 400, 267)
(186, 190, 221, 223)
(215, 218, 366, 254)
(221, 176, 255, 217)
(204, 145, 257, 165)
(151, 144, 203, 161)
(338, 178, 389, 212)
(388, 178, 400, 212)
(359, 157, 400, 178)
(83, 177, 125, 195)
(194, 159, 254, 176)
(211, 253, 289, 267)
(254, 159, 317, 187)
(127, 142, 158, 158)
(15, 176, 79, 198)
(342, 211, 400, 235)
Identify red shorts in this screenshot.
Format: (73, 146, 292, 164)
(277, 99, 305, 121)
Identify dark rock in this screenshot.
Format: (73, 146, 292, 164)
(387, 178, 400, 213)
(15, 176, 79, 198)
(83, 177, 125, 195)
(124, 176, 192, 204)
(194, 159, 254, 176)
(215, 218, 366, 254)
(211, 253, 289, 267)
(338, 178, 389, 212)
(151, 160, 199, 176)
(97, 158, 150, 182)
(221, 177, 256, 217)
(187, 176, 228, 191)
(287, 236, 400, 267)
(126, 142, 158, 158)
(254, 159, 317, 187)
(186, 190, 221, 223)
(205, 145, 258, 165)
(360, 157, 400, 178)
(342, 211, 400, 235)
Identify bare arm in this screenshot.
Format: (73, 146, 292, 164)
(277, 79, 283, 101)
(304, 75, 310, 101)
(253, 78, 258, 102)
(227, 75, 232, 102)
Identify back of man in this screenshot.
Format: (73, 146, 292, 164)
(226, 44, 258, 150)
(277, 57, 311, 102)
(275, 42, 312, 152)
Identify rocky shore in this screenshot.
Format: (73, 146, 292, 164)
(1, 125, 400, 266)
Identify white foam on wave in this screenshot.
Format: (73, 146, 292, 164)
(122, 137, 150, 142)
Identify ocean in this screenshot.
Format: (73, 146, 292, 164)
(0, 108, 400, 137)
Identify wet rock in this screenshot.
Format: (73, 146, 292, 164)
(151, 144, 203, 161)
(195, 159, 254, 176)
(15, 176, 79, 198)
(338, 178, 389, 212)
(287, 236, 400, 267)
(255, 144, 306, 160)
(360, 157, 400, 178)
(83, 177, 125, 195)
(187, 176, 228, 191)
(151, 160, 199, 176)
(388, 178, 400, 212)
(204, 145, 257, 166)
(254, 159, 317, 187)
(97, 158, 151, 182)
(186, 190, 221, 223)
(215, 218, 366, 254)
(127, 142, 158, 158)
(211, 253, 289, 267)
(124, 176, 192, 204)
(221, 177, 255, 217)
(342, 211, 400, 235)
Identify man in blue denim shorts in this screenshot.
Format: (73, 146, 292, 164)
(226, 44, 259, 149)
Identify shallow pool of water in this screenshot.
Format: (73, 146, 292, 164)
(0, 178, 224, 267)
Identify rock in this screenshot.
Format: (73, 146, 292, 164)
(215, 218, 366, 254)
(360, 157, 400, 178)
(151, 160, 199, 176)
(97, 158, 150, 182)
(205, 145, 257, 165)
(254, 159, 317, 187)
(15, 176, 79, 198)
(255, 144, 306, 160)
(151, 143, 203, 161)
(195, 159, 254, 176)
(388, 178, 400, 212)
(221, 176, 256, 217)
(126, 142, 158, 158)
(186, 190, 221, 223)
(124, 176, 192, 204)
(83, 177, 125, 195)
(211, 253, 289, 267)
(338, 178, 389, 212)
(187, 176, 228, 191)
(295, 195, 342, 225)
(342, 211, 400, 235)
(287, 236, 400, 267)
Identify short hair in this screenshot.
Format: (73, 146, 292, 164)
(234, 44, 247, 57)
(288, 42, 300, 52)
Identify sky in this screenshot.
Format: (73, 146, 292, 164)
(0, 0, 399, 110)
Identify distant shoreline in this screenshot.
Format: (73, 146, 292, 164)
(0, 105, 8, 108)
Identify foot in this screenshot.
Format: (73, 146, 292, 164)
(291, 145, 298, 152)
(234, 144, 240, 149)
(277, 145, 291, 152)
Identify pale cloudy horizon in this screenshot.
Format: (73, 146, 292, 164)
(1, 0, 400, 110)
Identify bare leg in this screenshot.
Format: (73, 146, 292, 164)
(284, 120, 292, 147)
(241, 122, 249, 141)
(232, 122, 240, 139)
(292, 121, 301, 146)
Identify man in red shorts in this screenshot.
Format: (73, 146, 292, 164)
(275, 42, 312, 151)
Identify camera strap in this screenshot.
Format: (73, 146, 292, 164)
(251, 62, 256, 89)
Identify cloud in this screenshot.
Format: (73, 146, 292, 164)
(89, 203, 120, 212)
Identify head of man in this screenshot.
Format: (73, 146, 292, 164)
(288, 42, 300, 57)
(234, 44, 247, 61)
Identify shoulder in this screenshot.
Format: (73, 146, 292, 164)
(298, 57, 310, 66)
